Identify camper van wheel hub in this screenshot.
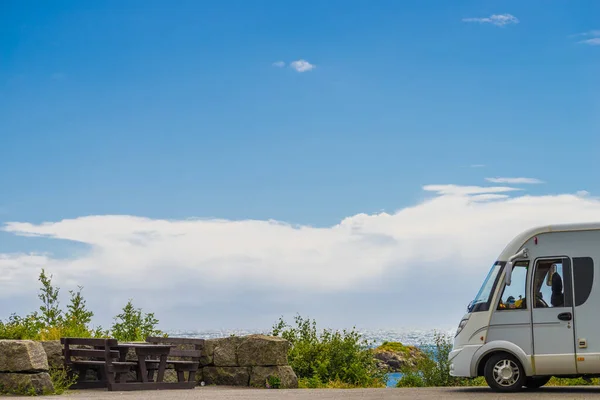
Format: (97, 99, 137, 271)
(493, 359, 519, 386)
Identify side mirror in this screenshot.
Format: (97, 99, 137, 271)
(505, 261, 513, 286)
(505, 248, 528, 286)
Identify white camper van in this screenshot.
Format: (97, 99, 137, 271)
(449, 223, 599, 392)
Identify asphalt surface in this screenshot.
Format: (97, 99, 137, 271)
(25, 386, 600, 399)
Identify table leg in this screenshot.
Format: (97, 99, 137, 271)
(156, 354, 168, 383)
(118, 348, 128, 362)
(137, 355, 149, 383)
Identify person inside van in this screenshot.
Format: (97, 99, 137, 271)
(551, 271, 564, 307)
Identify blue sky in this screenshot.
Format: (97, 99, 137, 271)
(1, 0, 600, 330)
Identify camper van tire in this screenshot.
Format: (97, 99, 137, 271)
(483, 352, 526, 392)
(524, 376, 551, 389)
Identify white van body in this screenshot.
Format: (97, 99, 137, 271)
(449, 223, 600, 392)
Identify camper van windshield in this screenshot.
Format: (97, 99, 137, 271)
(468, 263, 503, 313)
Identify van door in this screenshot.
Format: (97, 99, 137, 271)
(571, 257, 596, 374)
(531, 257, 576, 375)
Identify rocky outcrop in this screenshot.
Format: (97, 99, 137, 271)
(249, 366, 298, 389)
(373, 342, 424, 372)
(0, 340, 54, 395)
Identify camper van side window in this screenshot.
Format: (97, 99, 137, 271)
(533, 260, 570, 308)
(573, 257, 594, 307)
(497, 262, 528, 310)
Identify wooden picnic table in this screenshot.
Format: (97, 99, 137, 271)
(111, 343, 179, 390)
(61, 337, 198, 391)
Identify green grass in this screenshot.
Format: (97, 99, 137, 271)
(375, 341, 415, 356)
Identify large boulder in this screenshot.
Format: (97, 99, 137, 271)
(212, 337, 243, 367)
(250, 366, 298, 389)
(199, 339, 216, 366)
(40, 341, 63, 369)
(0, 340, 49, 372)
(202, 367, 250, 386)
(0, 372, 54, 395)
(237, 335, 290, 367)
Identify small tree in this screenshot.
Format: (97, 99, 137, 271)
(111, 299, 164, 341)
(38, 269, 63, 328)
(62, 286, 94, 337)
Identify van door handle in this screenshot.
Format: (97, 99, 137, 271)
(558, 312, 572, 321)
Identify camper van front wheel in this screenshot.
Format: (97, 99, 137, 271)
(483, 353, 525, 392)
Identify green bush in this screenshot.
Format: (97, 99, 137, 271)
(396, 331, 484, 388)
(111, 299, 164, 342)
(49, 366, 78, 395)
(0, 268, 162, 343)
(271, 314, 386, 388)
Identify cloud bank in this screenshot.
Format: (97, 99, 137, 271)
(2, 181, 599, 330)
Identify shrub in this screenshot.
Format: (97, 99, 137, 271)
(111, 299, 164, 342)
(49, 365, 78, 395)
(0, 313, 40, 340)
(376, 341, 412, 355)
(0, 268, 162, 343)
(396, 331, 484, 388)
(271, 314, 386, 388)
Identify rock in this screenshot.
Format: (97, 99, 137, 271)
(199, 339, 217, 366)
(0, 340, 49, 372)
(202, 367, 250, 386)
(212, 337, 243, 367)
(40, 341, 63, 369)
(250, 366, 298, 389)
(194, 368, 203, 385)
(237, 335, 290, 367)
(373, 342, 424, 372)
(163, 369, 179, 383)
(0, 372, 54, 395)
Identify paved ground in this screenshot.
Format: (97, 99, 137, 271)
(25, 386, 600, 400)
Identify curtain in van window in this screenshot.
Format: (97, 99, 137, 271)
(573, 257, 594, 307)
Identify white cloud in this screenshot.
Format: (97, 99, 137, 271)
(462, 13, 519, 27)
(272, 61, 285, 68)
(470, 164, 485, 168)
(571, 30, 600, 37)
(422, 184, 521, 196)
(3, 181, 600, 329)
(485, 177, 544, 184)
(580, 38, 600, 46)
(571, 30, 600, 45)
(290, 59, 316, 72)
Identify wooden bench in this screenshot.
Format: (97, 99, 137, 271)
(61, 338, 138, 389)
(145, 337, 204, 386)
